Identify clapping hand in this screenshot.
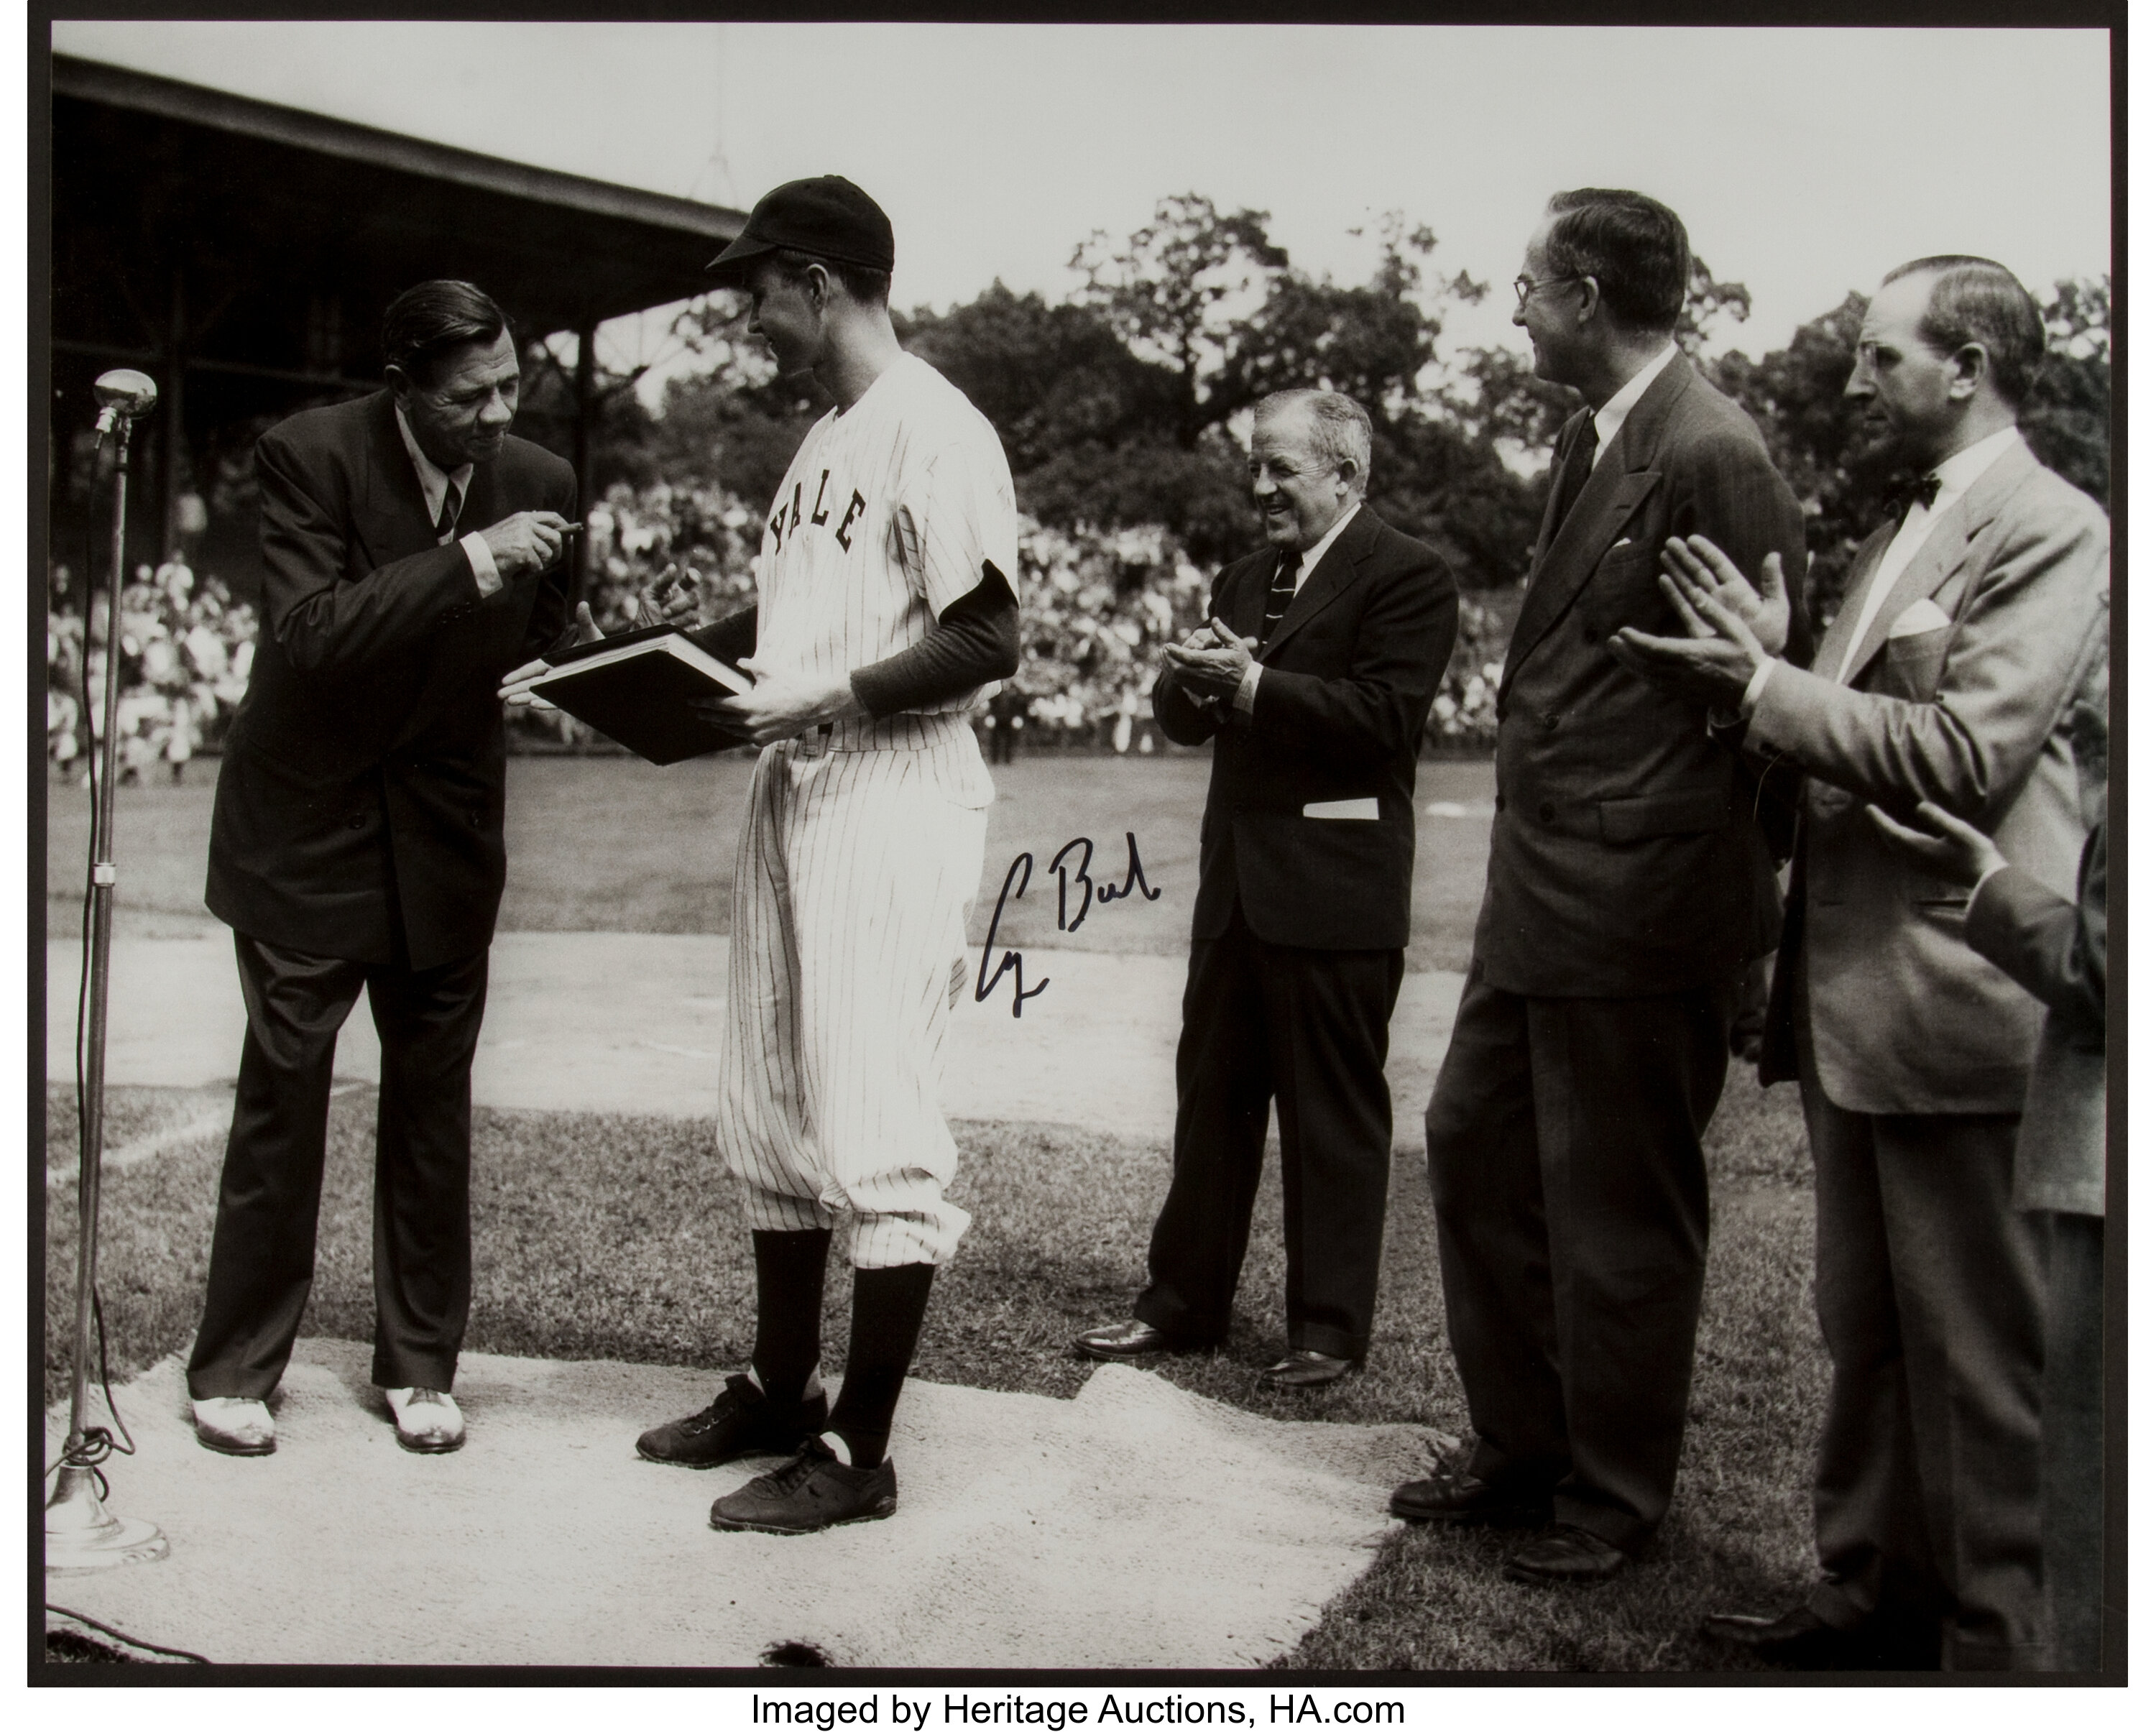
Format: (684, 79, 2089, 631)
(1659, 538, 1792, 660)
(1162, 617, 1258, 700)
(497, 600, 604, 709)
(1864, 800, 2008, 888)
(1607, 536, 1779, 709)
(634, 563, 704, 630)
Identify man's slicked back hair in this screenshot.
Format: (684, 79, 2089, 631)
(1881, 254, 2047, 410)
(382, 280, 511, 388)
(1543, 188, 1691, 335)
(1255, 389, 1374, 492)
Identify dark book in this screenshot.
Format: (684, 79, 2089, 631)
(524, 623, 757, 765)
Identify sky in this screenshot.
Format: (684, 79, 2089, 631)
(50, 19, 2113, 399)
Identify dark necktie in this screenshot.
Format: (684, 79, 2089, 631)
(1549, 417, 1601, 530)
(434, 482, 464, 545)
(1261, 548, 1303, 647)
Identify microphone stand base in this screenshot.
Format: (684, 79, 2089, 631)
(45, 1462, 168, 1573)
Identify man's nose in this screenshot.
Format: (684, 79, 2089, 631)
(1843, 366, 1871, 400)
(478, 390, 515, 426)
(1511, 303, 1528, 328)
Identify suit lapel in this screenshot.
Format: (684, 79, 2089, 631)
(1812, 526, 1894, 683)
(1261, 506, 1377, 660)
(1501, 356, 1692, 694)
(1838, 436, 2035, 686)
(357, 392, 451, 565)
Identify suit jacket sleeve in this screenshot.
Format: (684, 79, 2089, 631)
(254, 427, 497, 676)
(1746, 497, 2109, 821)
(1245, 540, 1455, 760)
(518, 466, 581, 659)
(1965, 816, 2106, 1041)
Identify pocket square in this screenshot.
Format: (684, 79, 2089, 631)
(1304, 797, 1380, 821)
(1887, 597, 1952, 638)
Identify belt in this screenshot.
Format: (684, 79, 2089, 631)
(796, 722, 834, 758)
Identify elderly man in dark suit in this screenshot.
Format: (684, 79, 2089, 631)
(186, 281, 581, 1458)
(1617, 256, 2109, 1669)
(1390, 190, 1807, 1585)
(1074, 389, 1457, 1388)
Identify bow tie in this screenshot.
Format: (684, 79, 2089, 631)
(1880, 471, 1943, 522)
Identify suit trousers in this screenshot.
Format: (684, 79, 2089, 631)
(187, 932, 489, 1399)
(1135, 900, 1404, 1360)
(2040, 1209, 2104, 1672)
(1426, 966, 1731, 1554)
(1800, 1084, 2046, 1669)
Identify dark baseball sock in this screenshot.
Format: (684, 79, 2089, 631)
(748, 1228, 832, 1409)
(826, 1261, 937, 1468)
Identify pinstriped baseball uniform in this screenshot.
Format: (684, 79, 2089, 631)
(717, 353, 1017, 1268)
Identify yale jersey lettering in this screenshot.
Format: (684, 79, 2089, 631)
(755, 353, 1019, 719)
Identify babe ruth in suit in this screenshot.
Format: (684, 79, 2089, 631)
(187, 281, 578, 1457)
(1389, 190, 1808, 1586)
(1073, 389, 1459, 1389)
(1616, 257, 2109, 1669)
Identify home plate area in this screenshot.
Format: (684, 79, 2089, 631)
(46, 1339, 1427, 1669)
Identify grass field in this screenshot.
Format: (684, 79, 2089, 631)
(45, 752, 1499, 972)
(42, 746, 1828, 1672)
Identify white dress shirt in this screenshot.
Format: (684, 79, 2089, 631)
(395, 407, 501, 596)
(1589, 341, 1679, 470)
(1743, 423, 2021, 711)
(1227, 501, 1363, 713)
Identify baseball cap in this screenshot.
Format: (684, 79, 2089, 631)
(706, 176, 895, 282)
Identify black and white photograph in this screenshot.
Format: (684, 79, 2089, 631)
(32, 6, 2122, 1687)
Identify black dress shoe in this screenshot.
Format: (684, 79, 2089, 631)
(1502, 1524, 1630, 1584)
(1701, 1606, 1940, 1672)
(1260, 1349, 1358, 1389)
(1388, 1472, 1552, 1528)
(637, 1373, 826, 1468)
(1074, 1319, 1181, 1360)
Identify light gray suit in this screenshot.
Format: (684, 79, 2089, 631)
(1749, 431, 2108, 1669)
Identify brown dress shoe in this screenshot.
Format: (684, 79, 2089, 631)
(1260, 1349, 1358, 1389)
(1502, 1523, 1629, 1584)
(1389, 1472, 1552, 1527)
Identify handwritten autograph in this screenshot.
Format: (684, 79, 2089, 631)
(975, 830, 1161, 1018)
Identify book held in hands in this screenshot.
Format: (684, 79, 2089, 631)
(524, 623, 757, 764)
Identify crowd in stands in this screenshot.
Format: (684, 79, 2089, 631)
(45, 481, 1507, 773)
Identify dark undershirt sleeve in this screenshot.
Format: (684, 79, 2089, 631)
(849, 560, 1021, 721)
(683, 604, 759, 667)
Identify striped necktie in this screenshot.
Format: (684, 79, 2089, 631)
(434, 482, 464, 545)
(1261, 548, 1303, 646)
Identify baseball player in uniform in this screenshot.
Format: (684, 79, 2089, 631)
(508, 177, 1018, 1534)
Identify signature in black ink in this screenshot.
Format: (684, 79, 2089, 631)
(976, 831, 1161, 1018)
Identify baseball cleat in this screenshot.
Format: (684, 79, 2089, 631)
(709, 1438, 898, 1535)
(638, 1373, 829, 1468)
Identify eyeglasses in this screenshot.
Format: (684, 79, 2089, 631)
(1513, 272, 1584, 308)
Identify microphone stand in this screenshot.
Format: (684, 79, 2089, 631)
(46, 375, 168, 1573)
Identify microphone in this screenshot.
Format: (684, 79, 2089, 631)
(93, 369, 159, 435)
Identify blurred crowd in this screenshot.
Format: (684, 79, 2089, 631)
(46, 482, 1510, 773)
(46, 554, 257, 784)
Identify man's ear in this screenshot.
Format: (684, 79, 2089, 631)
(1946, 342, 1989, 402)
(1573, 275, 1603, 328)
(384, 363, 415, 405)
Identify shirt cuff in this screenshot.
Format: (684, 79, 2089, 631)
(461, 530, 502, 598)
(1738, 655, 1778, 719)
(1233, 660, 1264, 715)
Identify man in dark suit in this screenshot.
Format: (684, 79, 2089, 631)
(1073, 389, 1457, 1388)
(1620, 257, 2109, 1669)
(187, 280, 579, 1457)
(1390, 190, 1807, 1584)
